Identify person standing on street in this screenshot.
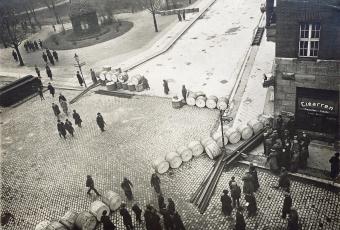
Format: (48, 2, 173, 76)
(287, 209, 299, 230)
(37, 88, 45, 101)
(158, 194, 166, 211)
(278, 167, 291, 192)
(167, 198, 176, 214)
(101, 210, 116, 230)
(12, 50, 18, 62)
(151, 173, 161, 194)
(163, 80, 169, 95)
(42, 52, 48, 63)
(235, 208, 246, 230)
(48, 53, 55, 65)
(144, 205, 153, 230)
(90, 69, 97, 85)
(221, 189, 232, 217)
(132, 203, 142, 224)
(59, 93, 67, 103)
(230, 181, 241, 208)
(73, 110, 82, 127)
(244, 193, 257, 217)
(86, 175, 100, 196)
(52, 50, 58, 62)
(52, 103, 61, 119)
(182, 10, 186, 20)
(173, 211, 186, 230)
(64, 119, 74, 137)
(177, 11, 182, 21)
(57, 120, 67, 139)
(96, 112, 106, 132)
(121, 177, 133, 200)
(282, 192, 292, 219)
(76, 71, 84, 87)
(142, 77, 150, 90)
(46, 64, 53, 80)
(161, 209, 174, 230)
(182, 85, 187, 102)
(242, 171, 255, 194)
(119, 203, 133, 230)
(60, 100, 69, 116)
(150, 207, 162, 230)
(35, 65, 41, 77)
(329, 152, 340, 180)
(47, 83, 55, 97)
(249, 163, 260, 192)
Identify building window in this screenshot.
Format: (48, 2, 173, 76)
(299, 23, 321, 57)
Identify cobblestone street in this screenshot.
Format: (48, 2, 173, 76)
(1, 91, 339, 230)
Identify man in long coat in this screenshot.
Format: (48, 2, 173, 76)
(119, 203, 133, 230)
(151, 173, 161, 193)
(282, 192, 292, 219)
(249, 163, 260, 191)
(52, 103, 60, 118)
(73, 110, 82, 127)
(121, 177, 133, 200)
(235, 208, 246, 230)
(245, 193, 257, 217)
(96, 113, 106, 132)
(101, 210, 116, 230)
(86, 175, 100, 196)
(221, 189, 232, 216)
(242, 172, 255, 194)
(76, 71, 84, 86)
(64, 119, 74, 137)
(57, 120, 67, 139)
(329, 152, 340, 179)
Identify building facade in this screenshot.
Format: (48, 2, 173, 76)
(69, 1, 100, 35)
(274, 0, 340, 141)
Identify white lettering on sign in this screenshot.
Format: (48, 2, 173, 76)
(299, 99, 337, 114)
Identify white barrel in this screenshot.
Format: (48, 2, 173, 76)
(188, 141, 204, 156)
(200, 136, 215, 147)
(89, 201, 110, 221)
(75, 211, 97, 230)
(99, 71, 107, 81)
(152, 157, 170, 174)
(186, 92, 197, 106)
(118, 72, 129, 83)
(102, 66, 111, 72)
(59, 210, 78, 230)
(46, 222, 68, 230)
(35, 221, 50, 230)
(205, 140, 222, 159)
(130, 74, 144, 85)
(225, 128, 241, 144)
(212, 131, 228, 147)
(102, 190, 122, 211)
(105, 71, 118, 82)
(195, 96, 207, 108)
(196, 91, 206, 97)
(165, 152, 182, 168)
(258, 114, 271, 126)
(176, 146, 193, 162)
(237, 124, 254, 140)
(247, 119, 264, 134)
(217, 97, 229, 110)
(206, 96, 218, 109)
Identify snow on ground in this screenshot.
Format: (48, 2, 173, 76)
(129, 0, 264, 98)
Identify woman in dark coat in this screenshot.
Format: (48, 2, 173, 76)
(278, 168, 291, 192)
(72, 110, 82, 127)
(221, 190, 233, 216)
(267, 149, 280, 174)
(121, 177, 133, 200)
(46, 65, 53, 80)
(163, 80, 169, 95)
(249, 163, 259, 191)
(235, 208, 246, 230)
(329, 152, 340, 179)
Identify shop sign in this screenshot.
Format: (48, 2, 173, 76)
(298, 97, 338, 115)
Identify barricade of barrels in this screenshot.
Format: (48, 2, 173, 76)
(99, 66, 147, 93)
(186, 91, 229, 110)
(35, 191, 122, 230)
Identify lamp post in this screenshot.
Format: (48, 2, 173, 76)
(218, 104, 233, 154)
(74, 53, 87, 88)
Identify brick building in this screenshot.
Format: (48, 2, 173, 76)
(273, 0, 340, 142)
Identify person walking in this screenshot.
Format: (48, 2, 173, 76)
(177, 11, 182, 21)
(163, 80, 169, 95)
(96, 112, 106, 132)
(42, 52, 48, 63)
(151, 173, 161, 194)
(230, 181, 241, 208)
(86, 175, 100, 196)
(64, 119, 74, 137)
(47, 83, 55, 97)
(90, 69, 97, 85)
(167, 198, 176, 214)
(182, 10, 186, 20)
(73, 110, 83, 127)
(57, 120, 67, 139)
(37, 87, 45, 101)
(282, 192, 292, 219)
(221, 189, 232, 217)
(101, 210, 116, 230)
(144, 205, 153, 230)
(158, 194, 166, 211)
(48, 53, 55, 65)
(329, 152, 340, 180)
(235, 208, 246, 230)
(34, 40, 39, 50)
(121, 177, 133, 200)
(60, 100, 69, 116)
(132, 203, 142, 224)
(12, 50, 18, 62)
(150, 207, 162, 230)
(119, 203, 133, 230)
(173, 211, 186, 230)
(249, 163, 260, 191)
(278, 167, 291, 192)
(52, 50, 58, 62)
(182, 85, 187, 102)
(161, 209, 174, 230)
(142, 77, 150, 90)
(287, 209, 299, 230)
(46, 65, 53, 80)
(59, 93, 67, 103)
(245, 193, 257, 217)
(35, 65, 41, 77)
(76, 71, 84, 87)
(52, 103, 61, 119)
(267, 149, 280, 174)
(242, 172, 255, 194)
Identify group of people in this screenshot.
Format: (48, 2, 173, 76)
(177, 10, 186, 21)
(220, 164, 299, 230)
(86, 173, 185, 230)
(42, 48, 59, 65)
(23, 39, 43, 53)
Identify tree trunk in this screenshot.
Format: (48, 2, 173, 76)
(152, 11, 158, 32)
(14, 44, 24, 66)
(51, 0, 61, 24)
(165, 0, 170, 10)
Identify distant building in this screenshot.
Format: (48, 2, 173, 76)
(273, 0, 340, 141)
(69, 0, 99, 35)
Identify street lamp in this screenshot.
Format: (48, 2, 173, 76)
(74, 53, 87, 88)
(218, 105, 233, 154)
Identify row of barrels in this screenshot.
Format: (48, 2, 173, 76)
(186, 91, 229, 110)
(35, 191, 122, 230)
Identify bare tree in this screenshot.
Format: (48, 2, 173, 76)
(26, 0, 42, 29)
(41, 0, 61, 24)
(142, 0, 161, 32)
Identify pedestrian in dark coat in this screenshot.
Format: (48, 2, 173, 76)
(121, 177, 133, 200)
(230, 181, 241, 208)
(42, 52, 48, 63)
(228, 176, 236, 190)
(52, 50, 58, 62)
(278, 167, 291, 192)
(329, 152, 340, 179)
(182, 85, 187, 102)
(182, 10, 186, 20)
(161, 209, 174, 230)
(173, 211, 186, 230)
(64, 119, 74, 136)
(86, 175, 100, 196)
(151, 208, 162, 230)
(35, 65, 41, 77)
(167, 198, 176, 214)
(60, 100, 68, 116)
(299, 146, 308, 169)
(59, 93, 67, 103)
(267, 149, 280, 174)
(48, 54, 55, 65)
(37, 88, 45, 101)
(90, 69, 97, 85)
(46, 65, 53, 80)
(286, 117, 296, 138)
(120, 204, 133, 230)
(57, 120, 67, 139)
(132, 203, 142, 224)
(151, 173, 161, 193)
(158, 194, 166, 211)
(177, 12, 182, 21)
(24, 43, 29, 52)
(163, 80, 169, 95)
(143, 77, 150, 90)
(144, 205, 153, 230)
(73, 110, 82, 127)
(47, 83, 55, 97)
(287, 209, 299, 230)
(12, 50, 18, 62)
(290, 151, 299, 173)
(242, 172, 254, 194)
(96, 112, 106, 132)
(280, 147, 291, 170)
(34, 41, 39, 50)
(282, 192, 292, 219)
(101, 210, 116, 230)
(221, 190, 233, 216)
(263, 137, 272, 156)
(245, 193, 257, 217)
(76, 71, 84, 86)
(52, 103, 60, 118)
(235, 208, 246, 230)
(249, 163, 259, 191)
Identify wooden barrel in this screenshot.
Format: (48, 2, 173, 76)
(75, 211, 97, 230)
(116, 82, 122, 89)
(130, 74, 144, 85)
(206, 96, 218, 109)
(118, 72, 129, 83)
(102, 191, 122, 211)
(200, 136, 215, 147)
(237, 124, 254, 140)
(152, 157, 170, 174)
(46, 222, 68, 230)
(165, 152, 182, 168)
(186, 92, 197, 106)
(122, 83, 128, 90)
(217, 97, 229, 110)
(106, 82, 117, 91)
(102, 66, 111, 72)
(212, 131, 228, 147)
(195, 96, 207, 108)
(258, 114, 271, 127)
(196, 91, 206, 97)
(176, 146, 193, 162)
(59, 211, 78, 230)
(225, 128, 241, 144)
(105, 71, 118, 82)
(35, 221, 50, 230)
(188, 141, 204, 156)
(205, 140, 221, 159)
(99, 71, 107, 82)
(136, 83, 144, 92)
(247, 119, 264, 134)
(89, 201, 110, 221)
(128, 84, 136, 91)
